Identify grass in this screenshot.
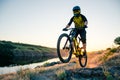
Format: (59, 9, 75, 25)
(15, 68, 29, 80)
(12, 67, 45, 80)
(98, 47, 120, 67)
(97, 47, 120, 80)
(56, 69, 67, 80)
(94, 47, 119, 67)
(42, 62, 50, 67)
(12, 64, 65, 80)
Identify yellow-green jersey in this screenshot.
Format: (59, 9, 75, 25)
(68, 14, 87, 28)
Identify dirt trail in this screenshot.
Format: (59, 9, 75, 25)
(87, 52, 100, 68)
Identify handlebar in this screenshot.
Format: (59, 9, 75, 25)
(63, 27, 87, 31)
(63, 28, 75, 31)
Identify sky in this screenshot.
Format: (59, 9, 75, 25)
(0, 0, 120, 51)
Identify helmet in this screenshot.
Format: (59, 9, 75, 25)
(72, 6, 81, 11)
(72, 6, 81, 17)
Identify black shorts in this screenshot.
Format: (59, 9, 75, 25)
(71, 28, 86, 44)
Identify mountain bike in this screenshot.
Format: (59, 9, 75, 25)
(57, 28, 87, 67)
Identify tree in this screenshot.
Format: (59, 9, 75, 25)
(114, 36, 120, 46)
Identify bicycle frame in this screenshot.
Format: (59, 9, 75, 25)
(64, 28, 82, 55)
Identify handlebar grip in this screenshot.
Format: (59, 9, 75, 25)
(63, 28, 68, 31)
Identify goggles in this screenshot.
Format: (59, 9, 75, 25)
(73, 10, 80, 14)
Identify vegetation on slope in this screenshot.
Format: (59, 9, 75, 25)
(0, 41, 57, 66)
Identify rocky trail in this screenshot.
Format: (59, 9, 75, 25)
(0, 51, 120, 80)
(28, 52, 120, 80)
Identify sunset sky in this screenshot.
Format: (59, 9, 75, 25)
(0, 0, 120, 51)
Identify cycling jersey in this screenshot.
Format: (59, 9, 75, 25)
(67, 14, 87, 44)
(68, 14, 87, 28)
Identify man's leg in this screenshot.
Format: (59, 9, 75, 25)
(82, 43, 86, 54)
(80, 29, 86, 53)
(83, 43, 86, 51)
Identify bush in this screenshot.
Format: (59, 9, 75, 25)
(114, 36, 120, 46)
(109, 48, 117, 53)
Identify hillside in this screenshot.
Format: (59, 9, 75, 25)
(0, 47, 120, 80)
(0, 41, 57, 66)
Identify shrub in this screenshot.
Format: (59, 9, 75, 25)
(56, 69, 67, 80)
(109, 48, 117, 53)
(114, 36, 120, 46)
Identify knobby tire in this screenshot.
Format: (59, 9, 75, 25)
(79, 53, 87, 67)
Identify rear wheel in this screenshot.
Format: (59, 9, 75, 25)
(57, 33, 72, 63)
(79, 52, 87, 67)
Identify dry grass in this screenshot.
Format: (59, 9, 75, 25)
(56, 68, 66, 80)
(102, 52, 120, 68)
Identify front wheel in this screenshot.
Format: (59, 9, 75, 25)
(79, 52, 87, 67)
(57, 33, 72, 63)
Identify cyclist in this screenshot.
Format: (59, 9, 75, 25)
(63, 6, 88, 55)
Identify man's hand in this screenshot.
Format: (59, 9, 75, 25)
(84, 25, 88, 28)
(63, 28, 68, 31)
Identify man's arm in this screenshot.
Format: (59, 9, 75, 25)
(81, 14, 88, 27)
(65, 17, 74, 28)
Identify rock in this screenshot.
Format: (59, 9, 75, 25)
(63, 66, 120, 80)
(64, 67, 107, 80)
(30, 75, 52, 80)
(108, 66, 120, 79)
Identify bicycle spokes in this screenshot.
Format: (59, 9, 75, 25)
(57, 33, 72, 63)
(60, 38, 71, 57)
